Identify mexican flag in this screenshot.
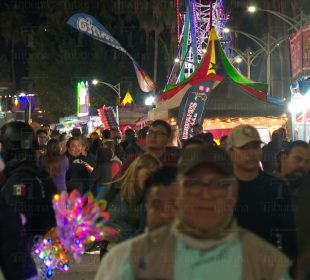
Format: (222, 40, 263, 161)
(13, 184, 26, 196)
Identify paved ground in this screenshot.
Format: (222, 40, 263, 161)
(54, 253, 100, 280)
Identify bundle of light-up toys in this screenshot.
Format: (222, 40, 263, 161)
(32, 190, 116, 279)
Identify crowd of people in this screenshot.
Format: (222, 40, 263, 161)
(0, 119, 309, 279)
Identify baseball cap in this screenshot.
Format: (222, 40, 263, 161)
(178, 145, 234, 176)
(226, 125, 263, 150)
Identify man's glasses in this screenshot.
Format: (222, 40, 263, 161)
(182, 177, 237, 197)
(146, 130, 168, 137)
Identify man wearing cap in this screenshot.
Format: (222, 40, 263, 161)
(226, 124, 297, 260)
(95, 146, 291, 280)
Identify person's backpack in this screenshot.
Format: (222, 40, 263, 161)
(2, 165, 57, 238)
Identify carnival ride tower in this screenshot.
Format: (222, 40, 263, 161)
(169, 0, 230, 85)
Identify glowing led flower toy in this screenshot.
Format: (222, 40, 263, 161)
(32, 190, 116, 279)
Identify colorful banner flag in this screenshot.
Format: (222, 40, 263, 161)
(302, 22, 310, 74)
(290, 30, 303, 81)
(177, 81, 215, 140)
(67, 13, 156, 92)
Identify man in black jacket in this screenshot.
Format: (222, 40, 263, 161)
(226, 124, 298, 260)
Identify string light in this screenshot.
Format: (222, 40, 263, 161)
(170, 117, 177, 126)
(197, 116, 286, 130)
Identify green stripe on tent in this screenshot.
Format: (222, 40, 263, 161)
(179, 8, 190, 82)
(218, 41, 267, 91)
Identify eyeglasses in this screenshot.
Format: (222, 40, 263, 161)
(146, 130, 168, 137)
(182, 177, 237, 197)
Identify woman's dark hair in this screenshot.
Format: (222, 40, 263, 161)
(90, 138, 103, 155)
(66, 137, 80, 149)
(45, 139, 61, 177)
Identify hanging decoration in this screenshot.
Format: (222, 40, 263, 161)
(97, 105, 118, 129)
(121, 91, 134, 106)
(67, 13, 156, 92)
(32, 190, 116, 279)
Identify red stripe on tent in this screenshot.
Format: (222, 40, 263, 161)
(239, 84, 267, 101)
(157, 39, 214, 102)
(157, 83, 188, 101)
(191, 73, 223, 85)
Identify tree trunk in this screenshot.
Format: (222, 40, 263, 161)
(11, 40, 15, 84)
(153, 30, 159, 85)
(159, 35, 171, 77)
(145, 29, 150, 58)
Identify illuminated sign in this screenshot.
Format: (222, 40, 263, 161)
(77, 81, 90, 117)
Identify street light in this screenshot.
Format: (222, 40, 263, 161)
(230, 47, 264, 79)
(19, 93, 32, 124)
(92, 79, 121, 125)
(224, 28, 267, 50)
(234, 56, 242, 64)
(224, 28, 288, 95)
(247, 6, 300, 32)
(145, 96, 155, 106)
